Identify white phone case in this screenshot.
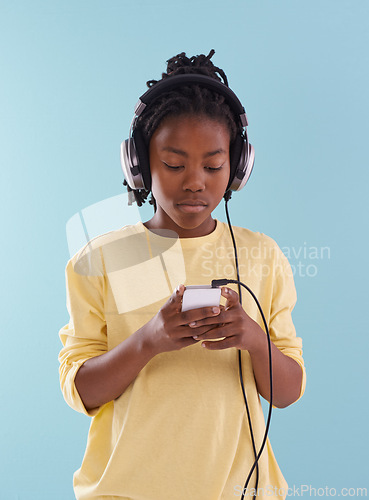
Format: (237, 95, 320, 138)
(181, 285, 221, 312)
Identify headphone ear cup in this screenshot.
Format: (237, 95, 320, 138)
(237, 142, 254, 191)
(228, 135, 254, 192)
(120, 138, 141, 190)
(228, 134, 243, 190)
(132, 127, 151, 192)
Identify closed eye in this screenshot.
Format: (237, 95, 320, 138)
(162, 162, 183, 170)
(162, 162, 224, 171)
(205, 165, 224, 171)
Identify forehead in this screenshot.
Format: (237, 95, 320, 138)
(149, 114, 231, 151)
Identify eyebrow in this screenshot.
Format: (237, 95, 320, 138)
(161, 146, 227, 158)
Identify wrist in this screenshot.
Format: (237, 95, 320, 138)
(136, 322, 160, 360)
(245, 323, 266, 355)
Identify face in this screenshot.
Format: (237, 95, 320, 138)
(144, 114, 231, 238)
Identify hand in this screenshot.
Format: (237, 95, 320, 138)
(188, 287, 264, 351)
(142, 284, 223, 356)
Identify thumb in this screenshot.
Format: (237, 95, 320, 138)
(167, 283, 185, 308)
(221, 286, 239, 310)
(174, 283, 185, 299)
(165, 284, 186, 311)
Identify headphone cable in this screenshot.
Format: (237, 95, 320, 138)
(220, 193, 273, 498)
(224, 193, 259, 497)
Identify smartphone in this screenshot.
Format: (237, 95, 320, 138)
(181, 285, 221, 312)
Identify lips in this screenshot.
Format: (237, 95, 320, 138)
(176, 200, 208, 213)
(177, 199, 207, 206)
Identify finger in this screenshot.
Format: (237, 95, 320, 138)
(187, 303, 238, 329)
(168, 284, 185, 310)
(187, 311, 228, 329)
(193, 326, 227, 341)
(201, 336, 239, 350)
(179, 305, 221, 327)
(179, 336, 201, 348)
(179, 323, 221, 339)
(175, 283, 185, 297)
(221, 287, 239, 310)
(193, 321, 234, 339)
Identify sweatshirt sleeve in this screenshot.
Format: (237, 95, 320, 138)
(268, 244, 306, 402)
(58, 248, 107, 417)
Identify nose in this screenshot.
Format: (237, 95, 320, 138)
(182, 166, 205, 192)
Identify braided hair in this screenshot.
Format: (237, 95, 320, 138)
(123, 49, 242, 208)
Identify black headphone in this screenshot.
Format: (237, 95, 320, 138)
(120, 74, 255, 196)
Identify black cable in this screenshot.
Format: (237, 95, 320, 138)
(223, 193, 259, 498)
(212, 279, 273, 498)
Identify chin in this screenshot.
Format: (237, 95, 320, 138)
(176, 215, 208, 228)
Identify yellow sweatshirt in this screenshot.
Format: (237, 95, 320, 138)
(59, 220, 306, 500)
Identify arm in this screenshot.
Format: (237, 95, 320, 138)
(244, 322, 302, 408)
(189, 286, 304, 408)
(74, 327, 156, 412)
(74, 285, 225, 412)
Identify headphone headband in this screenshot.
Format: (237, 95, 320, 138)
(121, 73, 254, 196)
(135, 74, 248, 127)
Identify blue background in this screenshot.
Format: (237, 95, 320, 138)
(1, 0, 368, 498)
